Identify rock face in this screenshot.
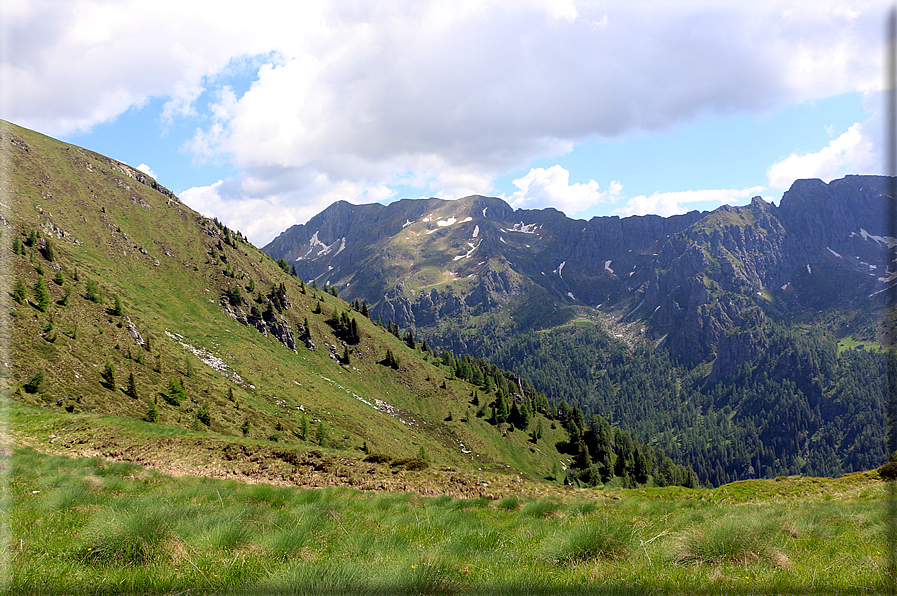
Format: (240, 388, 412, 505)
(264, 175, 894, 375)
(223, 298, 297, 352)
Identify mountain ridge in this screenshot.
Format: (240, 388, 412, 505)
(264, 175, 892, 484)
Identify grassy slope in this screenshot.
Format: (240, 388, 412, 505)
(1, 119, 567, 490)
(5, 442, 889, 595)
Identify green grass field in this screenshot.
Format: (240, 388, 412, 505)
(5, 433, 891, 595)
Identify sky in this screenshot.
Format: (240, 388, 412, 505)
(0, 1, 890, 246)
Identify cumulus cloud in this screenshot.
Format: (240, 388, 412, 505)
(766, 111, 879, 189)
(621, 186, 767, 217)
(507, 165, 616, 214)
(180, 173, 396, 245)
(136, 164, 157, 179)
(2, 0, 889, 230)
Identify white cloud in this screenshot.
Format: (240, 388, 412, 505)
(507, 165, 611, 214)
(621, 186, 766, 217)
(136, 164, 157, 179)
(2, 0, 890, 232)
(180, 173, 396, 246)
(766, 113, 879, 189)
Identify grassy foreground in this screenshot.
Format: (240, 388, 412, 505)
(4, 444, 891, 595)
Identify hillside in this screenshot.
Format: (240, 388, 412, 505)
(265, 179, 892, 485)
(0, 119, 573, 488)
(1, 119, 700, 494)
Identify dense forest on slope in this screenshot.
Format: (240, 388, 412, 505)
(427, 316, 887, 487)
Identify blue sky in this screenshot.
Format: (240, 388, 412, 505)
(1, 1, 889, 245)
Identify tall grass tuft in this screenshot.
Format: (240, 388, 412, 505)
(674, 515, 780, 565)
(395, 555, 464, 596)
(79, 506, 178, 566)
(496, 496, 521, 511)
(522, 499, 563, 518)
(544, 519, 634, 564)
(246, 482, 292, 509)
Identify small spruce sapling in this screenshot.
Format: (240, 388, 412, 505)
(112, 295, 124, 316)
(23, 371, 45, 394)
(164, 377, 186, 406)
(315, 421, 328, 447)
(145, 399, 159, 423)
(196, 401, 211, 426)
(125, 372, 138, 399)
(300, 414, 309, 440)
(53, 269, 64, 285)
(33, 276, 50, 312)
(13, 278, 26, 304)
(85, 279, 101, 303)
(101, 360, 116, 389)
(417, 446, 431, 461)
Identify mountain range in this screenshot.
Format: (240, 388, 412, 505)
(264, 176, 892, 484)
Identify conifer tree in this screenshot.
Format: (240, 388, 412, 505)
(34, 275, 50, 312)
(196, 401, 211, 426)
(12, 236, 21, 255)
(53, 269, 64, 285)
(112, 295, 124, 316)
(85, 279, 101, 303)
(101, 360, 116, 389)
(126, 372, 138, 399)
(13, 277, 26, 304)
(43, 239, 54, 262)
(315, 421, 328, 447)
(300, 414, 309, 440)
(144, 399, 159, 423)
(164, 377, 186, 406)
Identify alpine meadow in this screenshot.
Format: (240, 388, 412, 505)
(1, 115, 894, 596)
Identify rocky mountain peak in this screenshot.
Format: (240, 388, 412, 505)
(264, 175, 893, 374)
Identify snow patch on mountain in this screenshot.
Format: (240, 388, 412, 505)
(503, 222, 538, 234)
(854, 228, 897, 248)
(554, 261, 565, 279)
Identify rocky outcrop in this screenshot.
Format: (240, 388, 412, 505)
(222, 298, 298, 352)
